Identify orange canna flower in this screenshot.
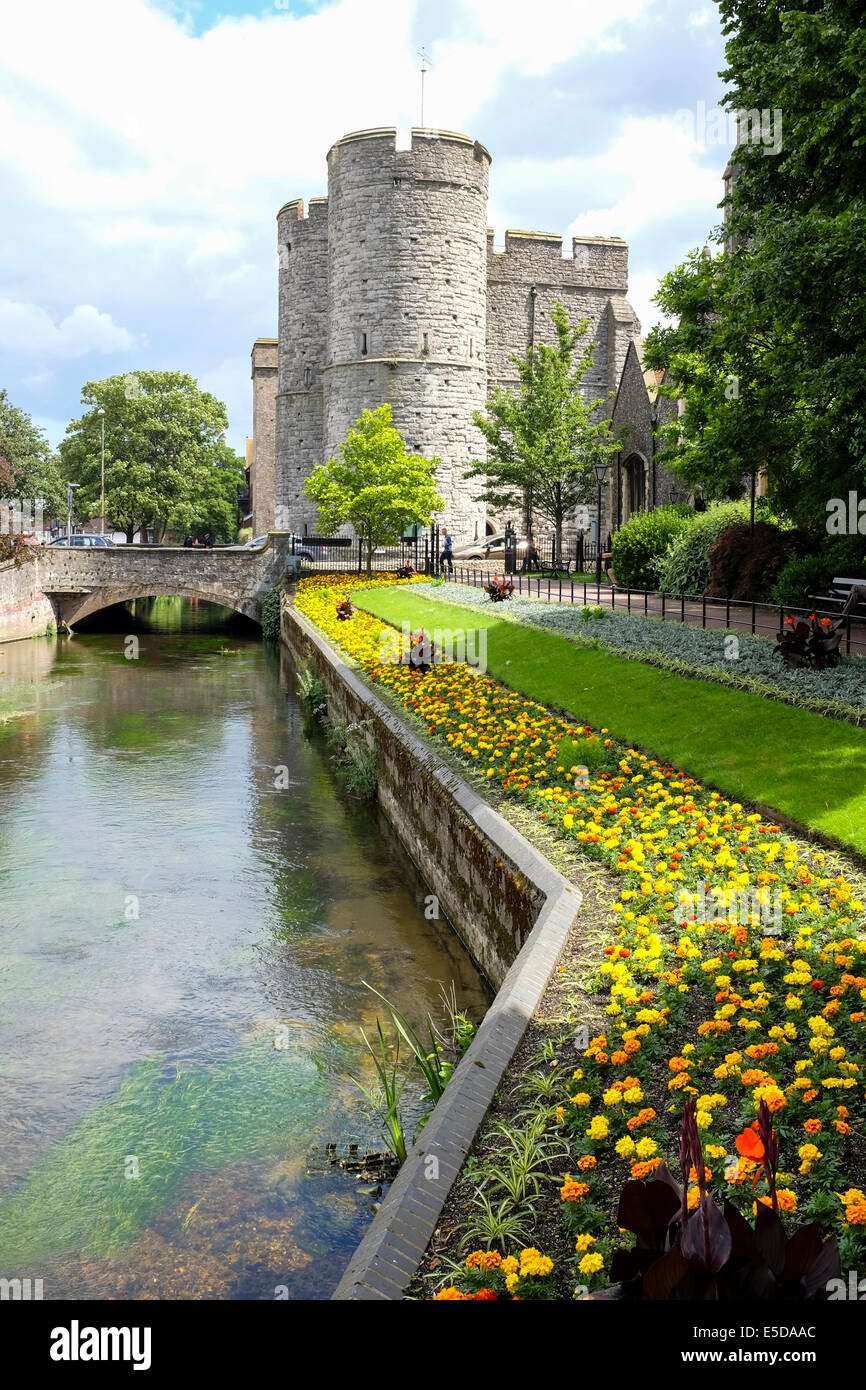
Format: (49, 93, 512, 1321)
(735, 1129, 765, 1162)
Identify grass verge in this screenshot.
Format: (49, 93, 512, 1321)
(354, 585, 866, 858)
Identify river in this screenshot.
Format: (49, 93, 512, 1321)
(0, 598, 488, 1299)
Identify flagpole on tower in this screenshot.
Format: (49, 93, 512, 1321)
(418, 47, 431, 127)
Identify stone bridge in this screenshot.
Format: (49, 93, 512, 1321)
(0, 534, 296, 640)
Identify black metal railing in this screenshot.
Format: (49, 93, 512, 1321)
(446, 570, 866, 658)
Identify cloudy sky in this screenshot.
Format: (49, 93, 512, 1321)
(2, 0, 732, 456)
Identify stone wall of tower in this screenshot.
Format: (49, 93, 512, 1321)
(486, 231, 634, 403)
(250, 338, 278, 536)
(275, 197, 328, 533)
(485, 231, 639, 540)
(322, 128, 491, 541)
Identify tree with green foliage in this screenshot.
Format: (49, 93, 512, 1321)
(303, 405, 443, 575)
(60, 372, 234, 543)
(188, 439, 246, 544)
(0, 388, 65, 521)
(644, 0, 866, 528)
(465, 301, 621, 560)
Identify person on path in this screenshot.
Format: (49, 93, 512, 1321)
(440, 530, 454, 575)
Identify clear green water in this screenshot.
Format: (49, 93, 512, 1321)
(0, 599, 488, 1299)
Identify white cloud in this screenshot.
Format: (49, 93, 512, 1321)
(0, 300, 138, 357)
(198, 354, 254, 451)
(0, 0, 726, 437)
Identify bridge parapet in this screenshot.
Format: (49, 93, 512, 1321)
(31, 532, 294, 629)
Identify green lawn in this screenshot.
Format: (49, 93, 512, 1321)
(354, 585, 866, 857)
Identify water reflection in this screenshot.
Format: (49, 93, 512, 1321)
(0, 600, 489, 1299)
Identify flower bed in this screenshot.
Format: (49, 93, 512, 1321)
(411, 581, 866, 720)
(293, 576, 866, 1296)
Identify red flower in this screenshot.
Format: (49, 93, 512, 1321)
(736, 1129, 765, 1161)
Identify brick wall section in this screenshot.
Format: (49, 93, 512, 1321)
(251, 339, 278, 536)
(280, 596, 583, 1298)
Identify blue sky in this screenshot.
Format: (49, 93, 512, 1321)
(1, 0, 731, 457)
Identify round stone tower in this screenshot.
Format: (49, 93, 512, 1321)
(323, 128, 491, 541)
(275, 194, 329, 534)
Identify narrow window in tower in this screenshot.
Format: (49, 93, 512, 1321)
(469, 337, 474, 358)
(361, 332, 368, 356)
(393, 177, 402, 187)
(422, 332, 429, 355)
(304, 367, 312, 387)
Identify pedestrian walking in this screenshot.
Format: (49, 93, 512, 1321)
(439, 529, 454, 575)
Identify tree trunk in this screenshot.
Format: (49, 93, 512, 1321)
(366, 536, 373, 577)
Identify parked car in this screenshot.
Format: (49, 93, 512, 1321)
(451, 532, 528, 561)
(294, 540, 328, 562)
(225, 535, 269, 550)
(49, 534, 117, 547)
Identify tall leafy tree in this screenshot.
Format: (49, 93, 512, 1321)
(465, 302, 620, 559)
(644, 0, 866, 527)
(60, 372, 231, 543)
(304, 405, 443, 575)
(178, 440, 246, 543)
(0, 388, 64, 521)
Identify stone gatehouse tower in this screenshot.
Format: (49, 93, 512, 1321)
(260, 126, 641, 543)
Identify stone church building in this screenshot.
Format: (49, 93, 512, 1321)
(249, 126, 678, 545)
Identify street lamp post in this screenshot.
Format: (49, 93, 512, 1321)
(98, 408, 105, 536)
(593, 459, 610, 590)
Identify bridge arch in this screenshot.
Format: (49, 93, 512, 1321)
(55, 585, 261, 629)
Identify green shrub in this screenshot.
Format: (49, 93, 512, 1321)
(657, 502, 753, 596)
(556, 734, 608, 774)
(297, 664, 328, 718)
(610, 506, 692, 590)
(770, 534, 866, 607)
(261, 585, 282, 643)
(237, 526, 253, 546)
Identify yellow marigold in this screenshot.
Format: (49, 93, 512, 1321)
(560, 1176, 590, 1202)
(578, 1252, 604, 1276)
(466, 1249, 502, 1271)
(571, 1092, 591, 1107)
(615, 1136, 636, 1157)
(635, 1137, 658, 1158)
(631, 1158, 663, 1179)
(757, 1189, 797, 1214)
(587, 1116, 610, 1140)
(575, 1234, 597, 1252)
(500, 1256, 519, 1275)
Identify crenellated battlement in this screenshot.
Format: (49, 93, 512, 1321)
(326, 126, 491, 163)
(276, 196, 328, 227)
(486, 228, 628, 291)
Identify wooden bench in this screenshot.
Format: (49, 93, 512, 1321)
(521, 554, 575, 578)
(806, 576, 866, 617)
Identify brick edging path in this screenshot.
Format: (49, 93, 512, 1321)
(280, 604, 583, 1300)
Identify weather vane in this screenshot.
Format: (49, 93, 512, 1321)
(418, 47, 432, 127)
